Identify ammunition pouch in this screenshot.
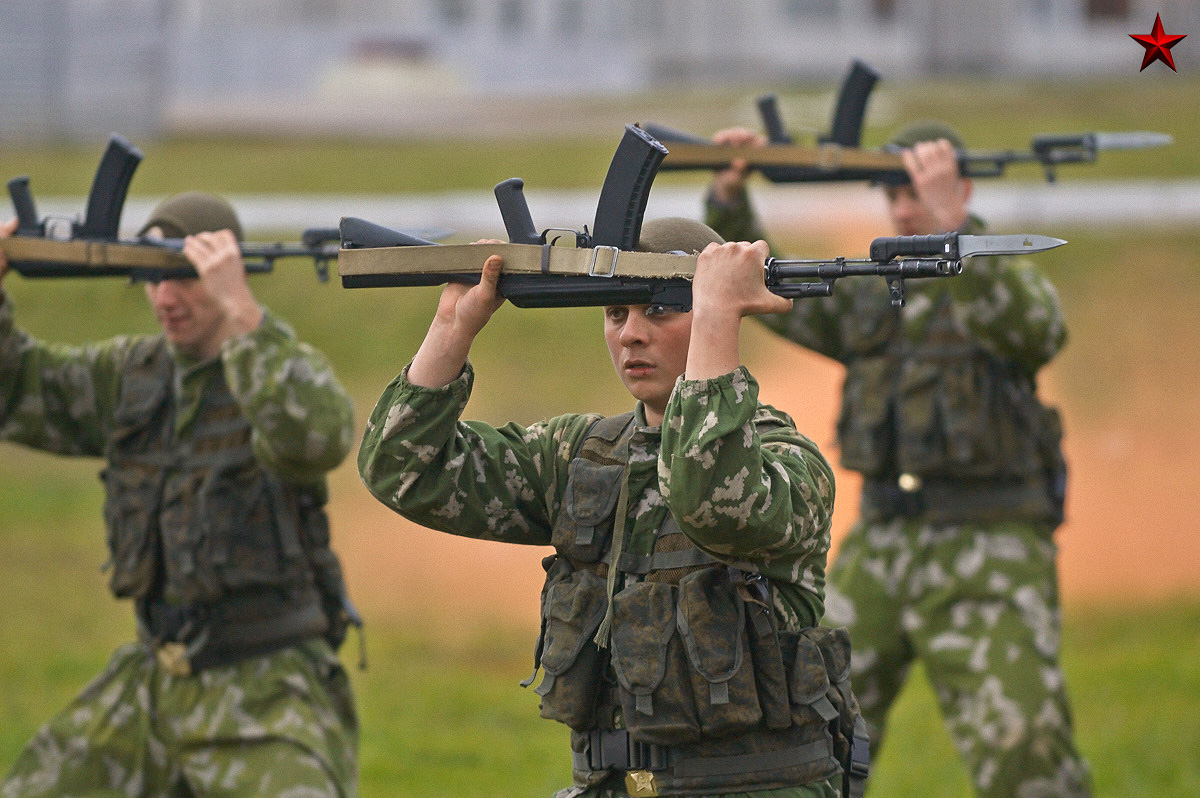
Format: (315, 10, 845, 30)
(106, 336, 355, 662)
(541, 411, 868, 795)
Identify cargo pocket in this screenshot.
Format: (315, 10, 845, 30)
(552, 459, 624, 563)
(200, 453, 304, 595)
(837, 358, 894, 473)
(894, 360, 947, 474)
(101, 466, 161, 599)
(534, 567, 609, 730)
(801, 626, 864, 773)
(676, 567, 764, 738)
(610, 581, 700, 745)
(788, 630, 838, 731)
(937, 359, 997, 470)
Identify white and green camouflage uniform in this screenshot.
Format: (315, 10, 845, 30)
(0, 292, 358, 797)
(707, 193, 1092, 796)
(359, 362, 844, 797)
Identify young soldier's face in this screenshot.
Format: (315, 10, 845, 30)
(603, 304, 691, 425)
(144, 277, 227, 360)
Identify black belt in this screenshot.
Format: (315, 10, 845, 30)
(861, 473, 1053, 523)
(139, 590, 326, 675)
(577, 728, 671, 772)
(573, 727, 834, 780)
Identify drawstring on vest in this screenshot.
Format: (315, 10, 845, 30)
(592, 458, 631, 649)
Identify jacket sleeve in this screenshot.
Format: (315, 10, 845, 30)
(941, 248, 1068, 372)
(658, 366, 835, 620)
(220, 310, 355, 482)
(357, 361, 592, 546)
(0, 292, 126, 456)
(705, 187, 849, 361)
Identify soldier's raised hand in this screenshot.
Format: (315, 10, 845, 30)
(0, 217, 18, 284)
(710, 127, 767, 205)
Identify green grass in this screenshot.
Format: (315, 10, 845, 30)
(2, 76, 1198, 793)
(0, 74, 1196, 199)
(3, 489, 1198, 797)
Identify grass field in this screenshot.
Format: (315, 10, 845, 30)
(3, 487, 1199, 796)
(2, 74, 1199, 795)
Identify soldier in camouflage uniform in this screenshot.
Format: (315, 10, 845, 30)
(358, 220, 869, 797)
(702, 123, 1091, 796)
(0, 193, 359, 797)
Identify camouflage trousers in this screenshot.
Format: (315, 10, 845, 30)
(824, 516, 1091, 797)
(1, 638, 358, 797)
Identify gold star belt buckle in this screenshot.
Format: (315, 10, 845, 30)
(624, 770, 658, 796)
(155, 642, 192, 677)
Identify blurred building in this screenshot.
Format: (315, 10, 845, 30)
(0, 0, 1194, 141)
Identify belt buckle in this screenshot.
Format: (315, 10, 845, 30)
(624, 770, 659, 797)
(155, 642, 192, 677)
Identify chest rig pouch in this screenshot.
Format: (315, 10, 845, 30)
(838, 295, 1062, 490)
(529, 413, 867, 795)
(101, 338, 351, 653)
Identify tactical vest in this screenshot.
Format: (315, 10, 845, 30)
(527, 413, 869, 796)
(101, 337, 351, 670)
(836, 291, 1066, 524)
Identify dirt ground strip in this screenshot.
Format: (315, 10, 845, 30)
(329, 338, 1200, 634)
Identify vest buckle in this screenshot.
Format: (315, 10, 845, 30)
(625, 770, 659, 796)
(155, 642, 193, 677)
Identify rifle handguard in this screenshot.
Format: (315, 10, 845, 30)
(868, 232, 960, 262)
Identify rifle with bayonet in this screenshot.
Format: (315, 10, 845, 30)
(642, 59, 1172, 184)
(0, 134, 433, 283)
(337, 124, 1067, 311)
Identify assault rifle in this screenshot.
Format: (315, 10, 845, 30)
(642, 60, 1172, 184)
(338, 125, 1066, 310)
(0, 134, 438, 282)
(644, 58, 882, 184)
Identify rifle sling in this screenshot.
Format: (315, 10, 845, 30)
(337, 242, 699, 281)
(1, 237, 190, 271)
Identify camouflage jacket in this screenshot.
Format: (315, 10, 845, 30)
(358, 363, 835, 630)
(0, 291, 356, 657)
(707, 190, 1068, 496)
(0, 291, 353, 484)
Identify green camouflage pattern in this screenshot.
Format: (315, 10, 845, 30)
(0, 291, 358, 793)
(0, 294, 354, 485)
(706, 192, 1089, 796)
(825, 517, 1091, 796)
(359, 363, 843, 794)
(706, 193, 1066, 373)
(359, 363, 834, 630)
(1, 640, 357, 797)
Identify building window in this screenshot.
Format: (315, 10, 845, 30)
(500, 0, 524, 31)
(781, 0, 839, 22)
(558, 0, 583, 33)
(439, 0, 471, 25)
(1086, 0, 1129, 19)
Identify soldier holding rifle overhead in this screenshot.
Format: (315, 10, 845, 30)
(703, 121, 1092, 797)
(358, 218, 870, 798)
(0, 192, 360, 797)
